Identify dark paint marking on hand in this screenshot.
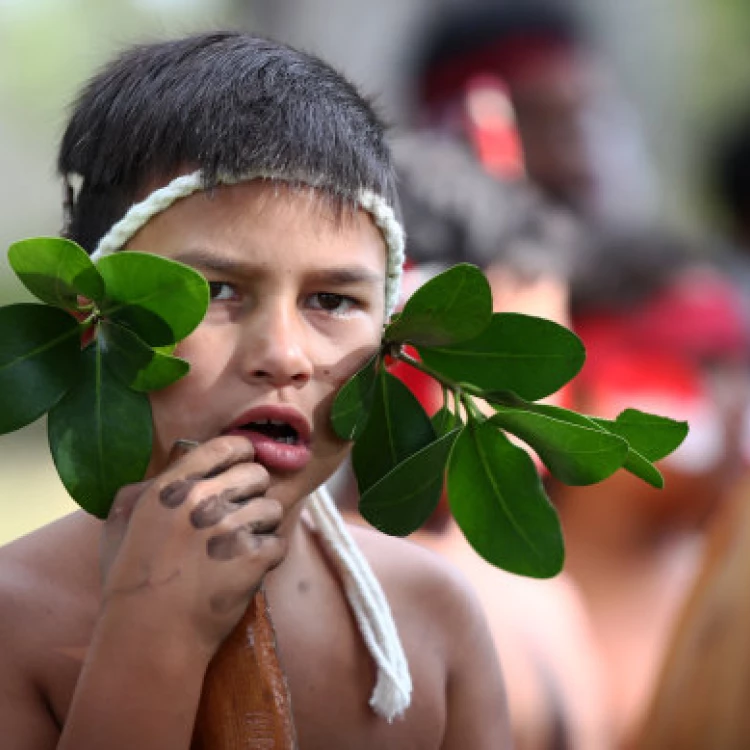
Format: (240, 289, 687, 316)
(159, 478, 196, 508)
(207, 526, 263, 561)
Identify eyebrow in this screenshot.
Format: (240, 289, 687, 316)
(171, 248, 384, 286)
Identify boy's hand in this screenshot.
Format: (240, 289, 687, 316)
(99, 436, 287, 659)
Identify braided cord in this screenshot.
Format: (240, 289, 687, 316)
(307, 486, 412, 720)
(89, 170, 404, 316)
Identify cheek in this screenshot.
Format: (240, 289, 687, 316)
(169, 327, 236, 394)
(312, 338, 381, 440)
(318, 337, 381, 391)
(147, 332, 231, 449)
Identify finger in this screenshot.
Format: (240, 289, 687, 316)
(168, 438, 201, 465)
(168, 460, 270, 525)
(199, 460, 270, 506)
(189, 491, 240, 529)
(205, 498, 284, 560)
(186, 437, 256, 480)
(221, 495, 283, 533)
(155, 437, 256, 509)
(207, 524, 285, 561)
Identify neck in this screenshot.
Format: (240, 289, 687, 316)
(264, 496, 313, 593)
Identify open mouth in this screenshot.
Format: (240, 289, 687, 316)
(225, 408, 312, 472)
(243, 419, 300, 445)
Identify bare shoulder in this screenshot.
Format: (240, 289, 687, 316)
(349, 522, 483, 602)
(0, 511, 100, 655)
(0, 512, 101, 746)
(347, 523, 512, 748)
(346, 523, 497, 664)
(0, 511, 99, 607)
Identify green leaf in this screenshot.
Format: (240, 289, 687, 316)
(99, 321, 190, 392)
(419, 313, 585, 401)
(591, 409, 688, 488)
(0, 303, 82, 433)
(97, 252, 209, 346)
(48, 342, 153, 518)
(385, 263, 492, 346)
(447, 421, 564, 578)
(618, 447, 665, 488)
(360, 429, 460, 536)
(489, 405, 629, 485)
(330, 354, 380, 440)
(507, 400, 667, 489)
(8, 237, 105, 308)
(99, 321, 154, 386)
(431, 405, 463, 436)
(591, 409, 689, 462)
(351, 368, 436, 493)
(130, 350, 190, 392)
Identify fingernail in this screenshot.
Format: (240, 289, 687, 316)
(169, 438, 200, 464)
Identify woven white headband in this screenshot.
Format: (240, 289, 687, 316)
(83, 170, 405, 317)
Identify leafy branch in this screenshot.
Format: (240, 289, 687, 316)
(0, 243, 688, 579)
(332, 264, 689, 578)
(0, 237, 209, 518)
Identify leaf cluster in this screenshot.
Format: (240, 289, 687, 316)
(332, 264, 689, 578)
(0, 241, 688, 580)
(0, 238, 209, 518)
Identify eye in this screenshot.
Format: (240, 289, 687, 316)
(308, 292, 357, 316)
(208, 282, 239, 302)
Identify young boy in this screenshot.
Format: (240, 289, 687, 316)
(0, 32, 509, 749)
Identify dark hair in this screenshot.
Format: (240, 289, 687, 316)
(393, 132, 586, 279)
(712, 106, 750, 232)
(58, 31, 398, 252)
(412, 1, 587, 108)
(569, 226, 699, 315)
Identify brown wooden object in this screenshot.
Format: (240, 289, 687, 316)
(635, 477, 750, 750)
(191, 587, 297, 749)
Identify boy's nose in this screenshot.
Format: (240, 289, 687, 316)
(241, 303, 313, 388)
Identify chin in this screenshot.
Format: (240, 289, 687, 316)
(284, 453, 348, 504)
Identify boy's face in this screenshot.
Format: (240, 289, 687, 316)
(125, 180, 386, 512)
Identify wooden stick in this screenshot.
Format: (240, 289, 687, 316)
(191, 586, 297, 749)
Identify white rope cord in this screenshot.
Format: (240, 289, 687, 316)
(307, 486, 412, 720)
(358, 189, 405, 318)
(79, 168, 412, 718)
(88, 170, 405, 317)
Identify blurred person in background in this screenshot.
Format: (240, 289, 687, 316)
(391, 130, 578, 329)
(549, 228, 750, 748)
(712, 104, 750, 255)
(332, 132, 615, 750)
(626, 99, 750, 750)
(409, 0, 659, 230)
(708, 103, 750, 328)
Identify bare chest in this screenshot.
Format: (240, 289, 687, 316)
(42, 583, 446, 749)
(271, 573, 447, 749)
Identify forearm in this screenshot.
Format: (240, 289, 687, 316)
(58, 605, 210, 750)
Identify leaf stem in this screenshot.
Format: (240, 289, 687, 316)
(78, 311, 99, 329)
(461, 393, 486, 424)
(392, 347, 489, 425)
(393, 348, 485, 399)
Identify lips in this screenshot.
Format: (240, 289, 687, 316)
(223, 405, 312, 472)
